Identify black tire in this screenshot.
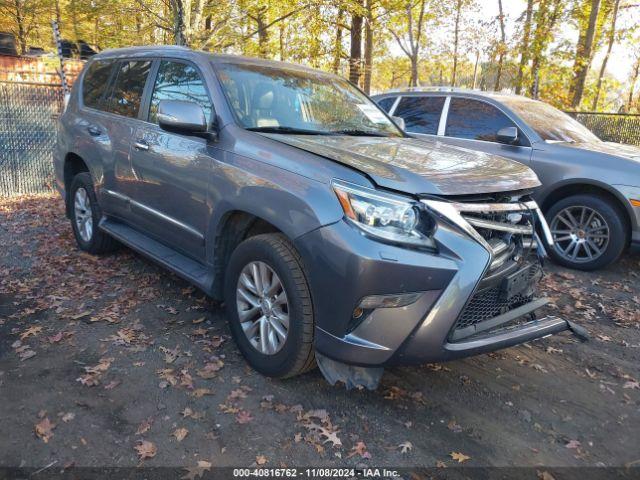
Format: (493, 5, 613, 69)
(224, 233, 315, 378)
(545, 194, 627, 271)
(69, 172, 119, 254)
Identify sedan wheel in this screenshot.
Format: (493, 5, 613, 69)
(236, 260, 290, 355)
(550, 206, 609, 264)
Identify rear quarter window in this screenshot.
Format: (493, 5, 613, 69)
(82, 60, 115, 110)
(105, 60, 152, 119)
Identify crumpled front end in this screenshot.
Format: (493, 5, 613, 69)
(296, 189, 584, 372)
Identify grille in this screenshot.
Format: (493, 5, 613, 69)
(454, 264, 540, 330)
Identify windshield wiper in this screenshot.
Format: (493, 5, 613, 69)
(330, 129, 391, 137)
(246, 126, 333, 135)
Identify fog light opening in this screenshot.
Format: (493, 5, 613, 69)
(357, 292, 423, 310)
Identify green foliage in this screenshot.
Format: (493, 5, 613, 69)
(0, 0, 638, 111)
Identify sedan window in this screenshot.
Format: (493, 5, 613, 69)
(394, 96, 445, 135)
(445, 97, 518, 143)
(375, 96, 397, 113)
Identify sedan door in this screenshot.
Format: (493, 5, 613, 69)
(128, 59, 215, 262)
(439, 97, 533, 166)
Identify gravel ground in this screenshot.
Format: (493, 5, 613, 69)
(0, 194, 639, 475)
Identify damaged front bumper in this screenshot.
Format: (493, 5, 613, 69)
(294, 194, 588, 384)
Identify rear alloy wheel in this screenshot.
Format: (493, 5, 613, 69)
(546, 194, 627, 271)
(69, 172, 119, 254)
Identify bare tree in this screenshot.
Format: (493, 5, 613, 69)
(494, 0, 506, 91)
(387, 0, 428, 87)
(570, 0, 602, 109)
(592, 0, 621, 110)
(349, 0, 364, 85)
(451, 0, 463, 86)
(515, 0, 534, 95)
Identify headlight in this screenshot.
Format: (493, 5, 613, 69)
(332, 179, 436, 249)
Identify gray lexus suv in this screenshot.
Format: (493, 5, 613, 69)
(53, 47, 585, 389)
(373, 88, 640, 271)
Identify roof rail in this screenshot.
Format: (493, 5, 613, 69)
(385, 86, 484, 93)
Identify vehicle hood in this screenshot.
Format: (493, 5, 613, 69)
(560, 141, 640, 161)
(260, 134, 540, 196)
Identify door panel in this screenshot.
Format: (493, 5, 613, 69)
(129, 60, 215, 261)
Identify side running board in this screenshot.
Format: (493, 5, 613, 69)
(99, 218, 214, 294)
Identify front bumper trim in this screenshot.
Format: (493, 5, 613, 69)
(444, 315, 587, 357)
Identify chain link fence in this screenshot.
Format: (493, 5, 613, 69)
(566, 111, 640, 146)
(0, 81, 64, 197)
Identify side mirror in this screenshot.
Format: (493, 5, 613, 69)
(497, 126, 518, 144)
(158, 100, 208, 134)
(391, 115, 406, 131)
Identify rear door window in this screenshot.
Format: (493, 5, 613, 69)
(147, 61, 213, 125)
(394, 96, 445, 135)
(82, 60, 115, 110)
(105, 60, 152, 118)
(445, 97, 517, 142)
(375, 96, 397, 113)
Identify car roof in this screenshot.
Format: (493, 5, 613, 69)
(91, 45, 325, 75)
(372, 88, 531, 104)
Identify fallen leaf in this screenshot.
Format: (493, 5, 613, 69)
(398, 441, 413, 454)
(181, 460, 212, 480)
(450, 451, 470, 463)
(565, 440, 581, 449)
(61, 412, 75, 423)
(235, 410, 253, 424)
(136, 418, 153, 435)
(623, 380, 639, 390)
(190, 388, 213, 398)
(104, 380, 121, 390)
(172, 427, 189, 442)
(255, 455, 267, 465)
(135, 440, 157, 460)
(20, 325, 42, 340)
(35, 417, 55, 443)
(192, 316, 206, 324)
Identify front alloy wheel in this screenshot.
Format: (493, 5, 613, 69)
(236, 261, 290, 355)
(225, 233, 315, 378)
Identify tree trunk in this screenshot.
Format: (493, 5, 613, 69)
(13, 0, 27, 54)
(628, 57, 640, 111)
(171, 0, 187, 45)
(256, 7, 269, 58)
(451, 0, 462, 86)
(410, 54, 419, 87)
(570, 0, 602, 109)
(363, 0, 374, 94)
(592, 0, 620, 111)
(332, 8, 344, 73)
(472, 50, 479, 89)
(494, 0, 506, 91)
(515, 0, 534, 95)
(349, 6, 363, 85)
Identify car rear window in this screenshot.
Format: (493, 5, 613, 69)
(82, 60, 115, 110)
(105, 60, 152, 118)
(394, 96, 445, 135)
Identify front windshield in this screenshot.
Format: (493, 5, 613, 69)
(501, 97, 600, 143)
(214, 62, 402, 137)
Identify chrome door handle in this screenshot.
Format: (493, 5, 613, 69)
(133, 140, 149, 151)
(87, 126, 101, 136)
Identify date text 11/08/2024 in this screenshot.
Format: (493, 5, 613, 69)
(232, 468, 402, 478)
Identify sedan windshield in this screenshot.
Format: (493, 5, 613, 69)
(214, 62, 402, 137)
(501, 97, 600, 143)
